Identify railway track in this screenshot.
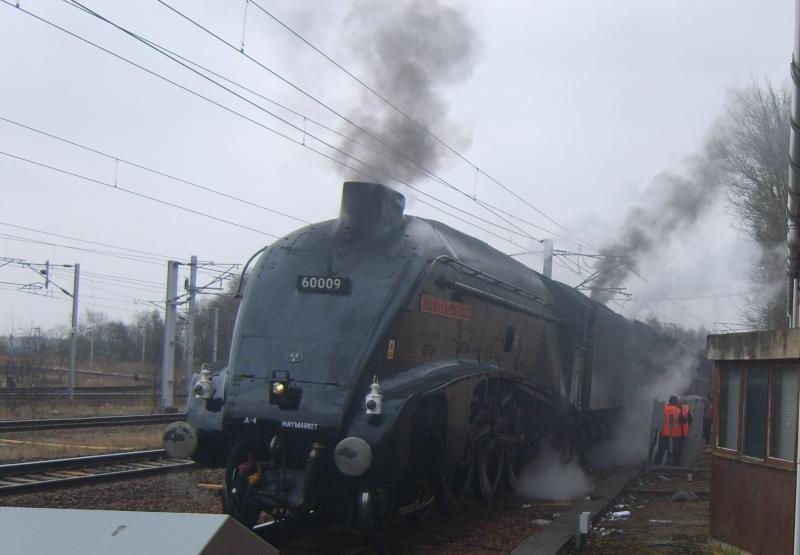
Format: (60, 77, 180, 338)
(3, 385, 151, 393)
(0, 388, 190, 400)
(0, 385, 153, 398)
(0, 412, 187, 432)
(0, 449, 194, 494)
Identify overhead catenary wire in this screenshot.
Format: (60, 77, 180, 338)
(49, 270, 164, 295)
(0, 222, 241, 288)
(1, 114, 537, 244)
(132, 39, 458, 198)
(55, 2, 436, 201)
(0, 6, 594, 323)
(244, 0, 589, 247)
(63, 0, 547, 243)
(0, 154, 528, 292)
(0, 150, 280, 238)
(53, 260, 236, 305)
(643, 291, 754, 301)
(0, 259, 158, 313)
(49, 268, 164, 288)
(143, 0, 554, 240)
(0, 232, 166, 266)
(0, 220, 179, 262)
(5, 2, 658, 316)
(149, 2, 463, 190)
(251, 4, 677, 294)
(3, 1, 541, 247)
(0, 284, 145, 314)
(0, 235, 225, 299)
(83, 279, 163, 297)
(624, 266, 714, 327)
(0, 3, 361, 190)
(0, 116, 310, 226)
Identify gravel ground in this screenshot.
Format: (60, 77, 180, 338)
(0, 460, 648, 554)
(571, 452, 712, 554)
(0, 425, 165, 462)
(374, 496, 573, 555)
(0, 467, 577, 554)
(273, 494, 573, 555)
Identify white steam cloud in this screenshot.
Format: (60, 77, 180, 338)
(588, 345, 698, 466)
(516, 447, 594, 501)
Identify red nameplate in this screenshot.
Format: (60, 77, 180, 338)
(420, 293, 473, 321)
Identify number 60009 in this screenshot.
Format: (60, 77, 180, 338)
(301, 276, 341, 290)
(297, 275, 351, 295)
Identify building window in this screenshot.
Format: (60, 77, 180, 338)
(771, 368, 799, 461)
(743, 367, 768, 458)
(719, 367, 741, 450)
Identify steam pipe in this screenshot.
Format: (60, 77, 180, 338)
(792, 9, 800, 555)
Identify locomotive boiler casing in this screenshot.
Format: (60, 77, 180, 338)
(176, 181, 677, 527)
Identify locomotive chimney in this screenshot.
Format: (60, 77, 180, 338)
(337, 182, 405, 239)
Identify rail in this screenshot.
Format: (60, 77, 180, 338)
(0, 413, 186, 433)
(0, 389, 188, 400)
(0, 449, 194, 494)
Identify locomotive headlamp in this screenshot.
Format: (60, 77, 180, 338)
(272, 381, 286, 395)
(269, 370, 301, 409)
(334, 436, 373, 477)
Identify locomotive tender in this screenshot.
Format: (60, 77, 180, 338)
(164, 181, 672, 533)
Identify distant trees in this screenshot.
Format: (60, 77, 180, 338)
(710, 80, 791, 329)
(0, 331, 55, 389)
(0, 272, 244, 383)
(193, 282, 240, 369)
(76, 309, 161, 374)
(590, 79, 791, 330)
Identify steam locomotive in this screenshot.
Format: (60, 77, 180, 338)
(164, 181, 675, 534)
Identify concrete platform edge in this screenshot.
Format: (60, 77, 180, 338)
(510, 464, 641, 555)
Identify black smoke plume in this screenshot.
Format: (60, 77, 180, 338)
(591, 158, 722, 304)
(337, 0, 481, 185)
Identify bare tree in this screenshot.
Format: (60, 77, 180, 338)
(709, 80, 791, 328)
(589, 80, 789, 330)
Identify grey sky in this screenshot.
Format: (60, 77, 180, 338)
(0, 0, 792, 335)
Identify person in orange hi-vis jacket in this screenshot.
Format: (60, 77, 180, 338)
(652, 395, 687, 466)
